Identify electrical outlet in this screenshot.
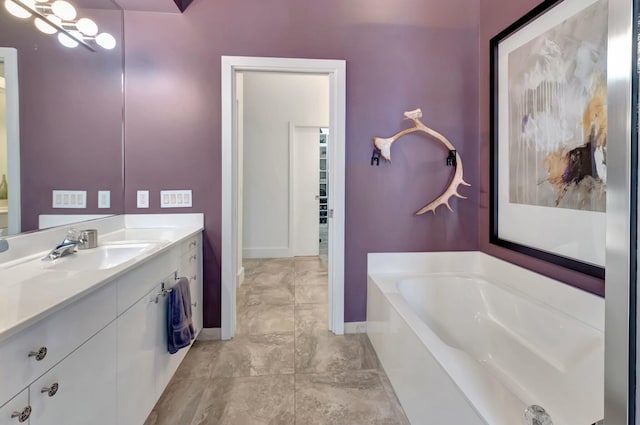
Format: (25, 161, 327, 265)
(52, 190, 87, 209)
(160, 190, 192, 208)
(137, 190, 149, 209)
(98, 191, 111, 209)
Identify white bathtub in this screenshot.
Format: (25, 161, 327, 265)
(367, 252, 604, 425)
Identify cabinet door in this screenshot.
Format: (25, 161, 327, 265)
(0, 390, 30, 425)
(30, 323, 117, 425)
(117, 283, 162, 425)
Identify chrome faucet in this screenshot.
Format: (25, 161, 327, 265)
(43, 229, 86, 261)
(524, 405, 552, 425)
(0, 239, 8, 253)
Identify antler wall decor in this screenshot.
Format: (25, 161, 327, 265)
(373, 108, 471, 215)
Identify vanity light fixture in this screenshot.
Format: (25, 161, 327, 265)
(3, 0, 116, 52)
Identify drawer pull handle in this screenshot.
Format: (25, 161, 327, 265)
(189, 255, 197, 262)
(11, 406, 31, 422)
(192, 302, 197, 307)
(189, 241, 197, 248)
(190, 275, 197, 281)
(28, 347, 48, 361)
(41, 382, 59, 397)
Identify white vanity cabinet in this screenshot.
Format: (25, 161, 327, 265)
(0, 226, 204, 425)
(117, 282, 165, 425)
(29, 323, 117, 425)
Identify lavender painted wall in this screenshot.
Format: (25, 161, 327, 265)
(478, 0, 605, 296)
(123, 0, 480, 327)
(0, 7, 124, 232)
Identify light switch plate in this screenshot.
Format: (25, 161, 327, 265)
(160, 190, 193, 208)
(98, 191, 111, 209)
(52, 190, 87, 209)
(137, 190, 149, 209)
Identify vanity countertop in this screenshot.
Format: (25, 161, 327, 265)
(0, 224, 203, 343)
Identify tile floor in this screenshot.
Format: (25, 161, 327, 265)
(145, 256, 410, 425)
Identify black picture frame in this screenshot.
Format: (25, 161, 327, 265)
(489, 0, 607, 279)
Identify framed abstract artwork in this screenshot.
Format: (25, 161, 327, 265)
(490, 0, 608, 278)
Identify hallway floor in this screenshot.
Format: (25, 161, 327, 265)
(145, 257, 410, 425)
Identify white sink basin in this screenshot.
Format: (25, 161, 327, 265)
(46, 242, 156, 271)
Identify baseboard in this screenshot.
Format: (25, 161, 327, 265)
(237, 267, 245, 287)
(243, 247, 291, 258)
(344, 322, 367, 334)
(197, 328, 221, 341)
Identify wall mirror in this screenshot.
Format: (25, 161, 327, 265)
(0, 0, 124, 236)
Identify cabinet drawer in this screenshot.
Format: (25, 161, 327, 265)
(0, 283, 116, 407)
(30, 322, 117, 425)
(0, 390, 29, 425)
(180, 235, 200, 256)
(116, 249, 178, 315)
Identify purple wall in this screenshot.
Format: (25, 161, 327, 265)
(123, 0, 480, 327)
(478, 0, 605, 296)
(0, 8, 125, 231)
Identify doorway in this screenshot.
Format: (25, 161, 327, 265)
(221, 56, 346, 340)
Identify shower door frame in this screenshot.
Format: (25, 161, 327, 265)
(606, 0, 637, 423)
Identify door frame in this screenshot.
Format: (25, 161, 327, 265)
(605, 0, 636, 422)
(0, 47, 20, 235)
(221, 56, 346, 339)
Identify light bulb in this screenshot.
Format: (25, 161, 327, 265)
(51, 0, 76, 20)
(95, 32, 116, 50)
(57, 30, 82, 48)
(4, 0, 34, 18)
(76, 17, 98, 36)
(34, 15, 61, 34)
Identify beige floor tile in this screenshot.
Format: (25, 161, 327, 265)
(209, 333, 295, 377)
(238, 283, 295, 307)
(244, 269, 295, 288)
(144, 376, 208, 425)
(295, 284, 328, 304)
(192, 375, 295, 425)
(294, 269, 328, 286)
(295, 303, 328, 334)
(295, 333, 379, 374)
(236, 303, 294, 335)
(294, 257, 326, 273)
(172, 341, 219, 380)
(295, 371, 404, 425)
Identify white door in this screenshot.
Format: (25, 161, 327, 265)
(293, 126, 320, 256)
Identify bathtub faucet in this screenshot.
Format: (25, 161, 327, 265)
(524, 405, 552, 425)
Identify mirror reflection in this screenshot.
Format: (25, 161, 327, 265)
(0, 0, 124, 236)
(0, 62, 6, 235)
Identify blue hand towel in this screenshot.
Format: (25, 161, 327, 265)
(167, 277, 195, 354)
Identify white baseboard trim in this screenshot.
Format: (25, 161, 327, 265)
(344, 322, 367, 334)
(237, 267, 245, 287)
(197, 328, 221, 341)
(243, 247, 290, 258)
